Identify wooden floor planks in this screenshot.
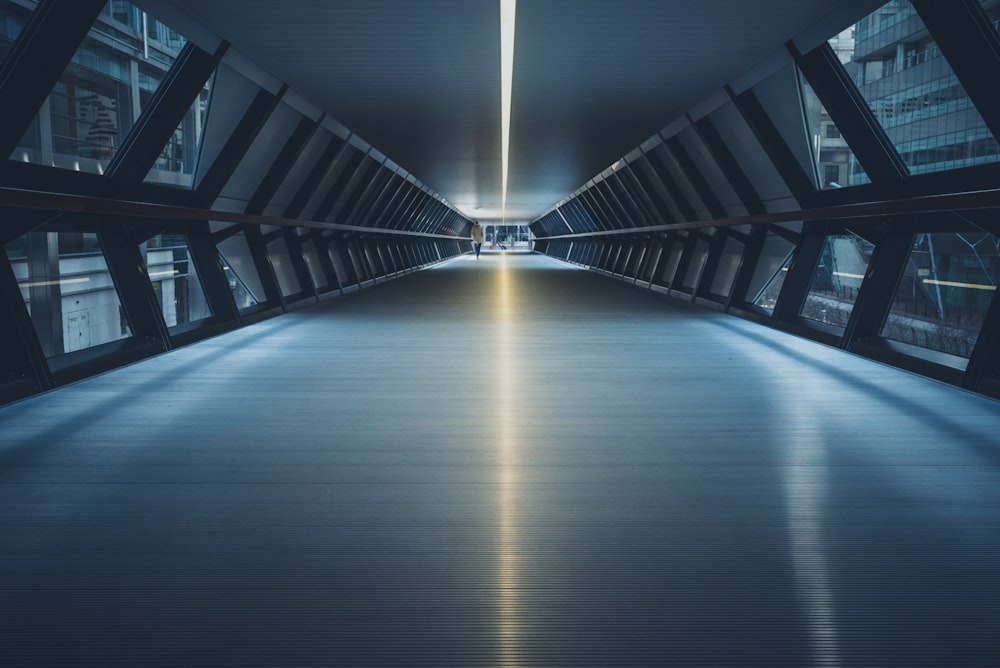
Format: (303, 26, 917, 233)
(1, 253, 999, 666)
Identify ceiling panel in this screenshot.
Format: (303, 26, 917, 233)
(159, 0, 867, 225)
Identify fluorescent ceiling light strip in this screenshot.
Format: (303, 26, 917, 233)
(500, 0, 516, 217)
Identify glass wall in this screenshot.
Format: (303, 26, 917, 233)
(267, 237, 302, 297)
(659, 235, 685, 287)
(216, 229, 264, 310)
(0, 0, 36, 63)
(835, 0, 1000, 175)
(144, 73, 213, 187)
(978, 0, 1000, 37)
(881, 231, 999, 358)
(748, 231, 796, 312)
(301, 238, 329, 290)
(4, 228, 131, 357)
(143, 234, 212, 328)
(327, 240, 352, 287)
(753, 64, 821, 190)
(799, 67, 868, 188)
(709, 236, 745, 299)
(800, 233, 875, 328)
(8, 1, 196, 176)
(681, 238, 710, 292)
(641, 241, 664, 283)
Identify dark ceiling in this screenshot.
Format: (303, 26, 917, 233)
(158, 0, 867, 225)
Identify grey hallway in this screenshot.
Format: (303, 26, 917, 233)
(3, 254, 999, 666)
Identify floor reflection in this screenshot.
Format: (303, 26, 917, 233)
(779, 373, 841, 665)
(494, 255, 520, 663)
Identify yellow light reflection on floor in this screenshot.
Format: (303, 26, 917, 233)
(493, 254, 521, 661)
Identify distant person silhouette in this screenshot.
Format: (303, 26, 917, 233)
(471, 221, 484, 259)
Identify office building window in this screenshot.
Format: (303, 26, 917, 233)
(0, 0, 36, 63)
(852, 1, 917, 41)
(835, 0, 1000, 176)
(8, 1, 190, 174)
(881, 231, 999, 358)
(977, 1, 1000, 37)
(4, 228, 132, 357)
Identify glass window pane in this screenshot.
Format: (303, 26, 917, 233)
(682, 240, 710, 290)
(302, 239, 328, 289)
(660, 236, 686, 287)
(267, 237, 302, 297)
(640, 241, 663, 283)
(800, 234, 875, 328)
(710, 236, 745, 298)
(348, 244, 369, 281)
(979, 1, 1000, 37)
(747, 231, 796, 311)
(881, 231, 999, 358)
(800, 67, 868, 188)
(192, 64, 261, 190)
(0, 0, 37, 64)
(216, 229, 264, 310)
(327, 241, 351, 286)
(144, 234, 212, 328)
(835, 0, 1000, 175)
(9, 1, 188, 173)
(145, 71, 213, 187)
(4, 229, 131, 357)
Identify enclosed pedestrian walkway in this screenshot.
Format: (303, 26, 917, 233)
(3, 253, 999, 666)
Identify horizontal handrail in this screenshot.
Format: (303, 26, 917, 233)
(0, 186, 466, 240)
(537, 187, 1000, 239)
(4, 184, 1000, 241)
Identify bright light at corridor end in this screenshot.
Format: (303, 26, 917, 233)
(501, 0, 516, 218)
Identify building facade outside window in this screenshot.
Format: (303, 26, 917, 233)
(5, 0, 208, 186)
(835, 0, 1000, 177)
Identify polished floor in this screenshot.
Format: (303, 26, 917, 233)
(2, 253, 1000, 666)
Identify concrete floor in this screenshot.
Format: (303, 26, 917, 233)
(2, 253, 1000, 666)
